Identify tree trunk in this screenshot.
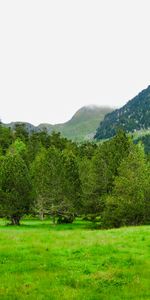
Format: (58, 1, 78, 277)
(11, 216, 20, 225)
(52, 215, 56, 225)
(39, 211, 44, 221)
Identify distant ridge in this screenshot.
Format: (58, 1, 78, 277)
(2, 105, 113, 142)
(95, 86, 150, 140)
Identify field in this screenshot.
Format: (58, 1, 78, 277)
(0, 219, 150, 300)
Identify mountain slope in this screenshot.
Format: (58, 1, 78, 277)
(95, 86, 150, 140)
(55, 106, 113, 141)
(4, 122, 36, 132)
(38, 105, 113, 141)
(3, 105, 113, 142)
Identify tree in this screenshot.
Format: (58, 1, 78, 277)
(79, 130, 131, 220)
(79, 157, 101, 218)
(103, 143, 150, 227)
(78, 142, 97, 159)
(14, 123, 29, 143)
(9, 139, 26, 153)
(61, 150, 82, 221)
(32, 146, 82, 223)
(0, 153, 33, 225)
(92, 130, 131, 194)
(0, 124, 13, 154)
(31, 147, 65, 223)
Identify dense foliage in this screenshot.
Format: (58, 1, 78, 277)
(95, 85, 150, 140)
(0, 123, 150, 227)
(134, 133, 150, 154)
(0, 152, 32, 225)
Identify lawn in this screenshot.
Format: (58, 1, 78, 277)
(0, 219, 150, 300)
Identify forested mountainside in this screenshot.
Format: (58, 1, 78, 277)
(95, 85, 150, 140)
(3, 106, 113, 142)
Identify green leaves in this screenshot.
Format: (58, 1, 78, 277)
(103, 143, 150, 227)
(0, 152, 33, 224)
(31, 147, 82, 222)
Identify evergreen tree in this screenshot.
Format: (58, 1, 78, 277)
(62, 150, 82, 217)
(80, 130, 132, 219)
(0, 153, 33, 225)
(79, 157, 101, 218)
(14, 123, 29, 143)
(103, 143, 150, 227)
(31, 147, 64, 223)
(0, 124, 13, 154)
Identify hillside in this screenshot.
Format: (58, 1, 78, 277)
(4, 106, 113, 142)
(55, 105, 113, 141)
(95, 85, 150, 140)
(4, 122, 36, 133)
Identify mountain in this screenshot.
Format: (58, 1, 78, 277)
(95, 86, 150, 140)
(38, 105, 113, 141)
(3, 105, 113, 142)
(4, 122, 36, 132)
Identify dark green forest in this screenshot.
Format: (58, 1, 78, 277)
(0, 123, 150, 227)
(95, 85, 150, 140)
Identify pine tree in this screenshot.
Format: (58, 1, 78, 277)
(31, 147, 64, 223)
(103, 143, 150, 227)
(0, 153, 32, 225)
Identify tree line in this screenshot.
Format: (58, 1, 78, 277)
(0, 123, 150, 227)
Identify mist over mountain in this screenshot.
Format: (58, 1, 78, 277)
(2, 105, 113, 142)
(95, 86, 150, 140)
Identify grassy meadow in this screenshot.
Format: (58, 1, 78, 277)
(0, 219, 150, 300)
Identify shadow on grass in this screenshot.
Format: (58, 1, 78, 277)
(0, 219, 96, 231)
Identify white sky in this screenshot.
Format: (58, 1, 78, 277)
(0, 0, 150, 125)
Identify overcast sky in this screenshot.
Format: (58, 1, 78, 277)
(0, 0, 150, 125)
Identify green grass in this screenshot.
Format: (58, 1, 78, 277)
(0, 219, 150, 300)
